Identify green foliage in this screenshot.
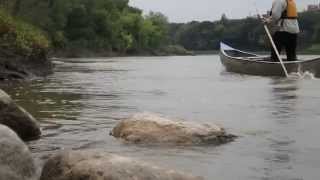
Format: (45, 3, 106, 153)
(5, 0, 320, 55)
(144, 12, 169, 48)
(169, 17, 265, 51)
(305, 44, 320, 54)
(0, 0, 170, 55)
(169, 11, 320, 53)
(0, 9, 49, 56)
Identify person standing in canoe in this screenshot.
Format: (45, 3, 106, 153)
(263, 0, 300, 61)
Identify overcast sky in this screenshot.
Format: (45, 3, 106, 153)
(129, 0, 319, 22)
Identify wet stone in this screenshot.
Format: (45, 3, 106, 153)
(0, 88, 41, 141)
(111, 112, 236, 146)
(0, 124, 38, 180)
(40, 150, 203, 180)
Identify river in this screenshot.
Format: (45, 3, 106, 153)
(3, 55, 320, 180)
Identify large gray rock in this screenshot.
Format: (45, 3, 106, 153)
(40, 150, 203, 180)
(0, 124, 38, 180)
(0, 89, 41, 141)
(111, 113, 236, 145)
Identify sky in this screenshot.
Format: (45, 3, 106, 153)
(129, 0, 319, 22)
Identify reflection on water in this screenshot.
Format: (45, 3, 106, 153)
(270, 78, 299, 120)
(262, 78, 315, 180)
(2, 56, 320, 180)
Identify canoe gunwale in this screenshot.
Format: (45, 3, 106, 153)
(220, 45, 320, 64)
(219, 42, 320, 77)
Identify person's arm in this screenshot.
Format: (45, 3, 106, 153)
(270, 0, 286, 23)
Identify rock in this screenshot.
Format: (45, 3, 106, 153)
(111, 113, 236, 145)
(40, 150, 203, 180)
(0, 124, 38, 180)
(0, 89, 41, 141)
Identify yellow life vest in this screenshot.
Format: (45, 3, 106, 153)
(282, 0, 298, 19)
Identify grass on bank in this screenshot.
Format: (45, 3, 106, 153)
(0, 9, 49, 57)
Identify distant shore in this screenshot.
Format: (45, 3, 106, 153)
(50, 45, 194, 58)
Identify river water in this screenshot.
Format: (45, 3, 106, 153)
(3, 55, 320, 180)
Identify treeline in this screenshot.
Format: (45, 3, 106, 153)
(1, 0, 320, 56)
(169, 12, 320, 52)
(0, 0, 172, 56)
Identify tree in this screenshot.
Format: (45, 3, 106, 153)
(220, 13, 228, 25)
(145, 12, 169, 47)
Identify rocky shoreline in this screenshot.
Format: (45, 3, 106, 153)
(0, 49, 52, 81)
(0, 88, 236, 180)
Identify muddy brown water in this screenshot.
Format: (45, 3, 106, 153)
(2, 55, 320, 180)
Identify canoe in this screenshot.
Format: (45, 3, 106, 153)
(219, 42, 320, 77)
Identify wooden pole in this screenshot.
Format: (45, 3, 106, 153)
(263, 24, 289, 77)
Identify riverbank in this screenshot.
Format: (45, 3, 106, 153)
(51, 44, 194, 58)
(0, 49, 52, 80)
(0, 10, 52, 81)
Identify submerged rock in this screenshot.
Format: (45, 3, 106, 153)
(111, 113, 236, 145)
(40, 150, 203, 180)
(0, 89, 41, 141)
(0, 124, 38, 180)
